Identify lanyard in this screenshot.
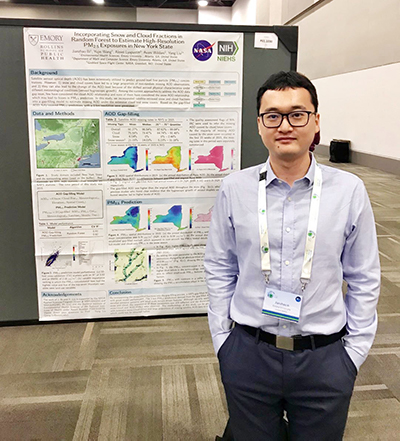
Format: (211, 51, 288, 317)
(258, 162, 322, 291)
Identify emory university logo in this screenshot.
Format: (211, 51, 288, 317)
(28, 35, 39, 46)
(192, 40, 215, 61)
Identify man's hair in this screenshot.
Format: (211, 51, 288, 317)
(256, 71, 318, 114)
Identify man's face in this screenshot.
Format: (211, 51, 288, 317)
(257, 87, 320, 162)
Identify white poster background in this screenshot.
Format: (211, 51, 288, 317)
(24, 28, 243, 321)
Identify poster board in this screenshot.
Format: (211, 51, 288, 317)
(0, 20, 297, 322)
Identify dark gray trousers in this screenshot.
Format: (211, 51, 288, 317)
(218, 325, 357, 441)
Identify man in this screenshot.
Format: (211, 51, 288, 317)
(205, 71, 380, 441)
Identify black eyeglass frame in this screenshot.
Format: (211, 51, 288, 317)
(259, 110, 316, 128)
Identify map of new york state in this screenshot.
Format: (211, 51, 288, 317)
(111, 206, 145, 232)
(195, 207, 213, 222)
(35, 119, 100, 169)
(153, 205, 187, 230)
(108, 146, 143, 172)
(195, 145, 227, 171)
(152, 146, 186, 172)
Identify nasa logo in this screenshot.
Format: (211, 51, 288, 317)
(192, 40, 214, 61)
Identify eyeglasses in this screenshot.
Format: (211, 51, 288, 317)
(259, 111, 316, 128)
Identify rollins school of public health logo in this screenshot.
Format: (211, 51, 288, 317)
(192, 39, 239, 62)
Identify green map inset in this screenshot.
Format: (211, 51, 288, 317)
(114, 248, 147, 283)
(111, 206, 145, 232)
(35, 119, 100, 169)
(153, 205, 187, 230)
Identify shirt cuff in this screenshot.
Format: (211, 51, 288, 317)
(344, 346, 366, 372)
(213, 331, 232, 356)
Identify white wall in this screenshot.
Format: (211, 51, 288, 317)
(0, 3, 201, 25)
(0, 1, 277, 26)
(281, 0, 320, 24)
(291, 0, 400, 162)
(314, 62, 400, 161)
(231, 0, 279, 26)
(269, 0, 283, 25)
(198, 6, 231, 25)
(136, 7, 197, 24)
(0, 4, 137, 21)
(231, 0, 256, 25)
(255, 0, 270, 26)
(294, 0, 400, 80)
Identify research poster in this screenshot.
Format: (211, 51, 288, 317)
(24, 27, 243, 321)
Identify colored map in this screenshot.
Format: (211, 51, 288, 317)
(195, 145, 227, 171)
(108, 146, 143, 172)
(114, 248, 147, 283)
(195, 207, 213, 222)
(111, 206, 145, 231)
(152, 146, 186, 172)
(153, 205, 187, 230)
(35, 119, 100, 169)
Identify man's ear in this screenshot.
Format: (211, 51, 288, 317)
(257, 116, 262, 136)
(314, 112, 320, 132)
(309, 132, 320, 152)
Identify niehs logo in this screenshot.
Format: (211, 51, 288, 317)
(217, 41, 239, 62)
(192, 40, 215, 61)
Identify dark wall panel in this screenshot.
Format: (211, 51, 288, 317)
(0, 26, 38, 321)
(241, 27, 294, 169)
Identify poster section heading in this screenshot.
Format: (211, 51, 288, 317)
(24, 27, 243, 321)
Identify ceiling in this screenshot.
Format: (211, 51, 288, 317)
(9, 0, 237, 9)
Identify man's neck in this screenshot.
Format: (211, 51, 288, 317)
(269, 154, 311, 187)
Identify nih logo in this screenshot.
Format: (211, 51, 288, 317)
(217, 41, 239, 62)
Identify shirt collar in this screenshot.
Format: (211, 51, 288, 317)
(305, 153, 316, 187)
(264, 153, 317, 188)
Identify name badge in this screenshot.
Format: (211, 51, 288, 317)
(262, 288, 303, 323)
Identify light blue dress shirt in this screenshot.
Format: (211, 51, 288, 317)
(205, 155, 380, 370)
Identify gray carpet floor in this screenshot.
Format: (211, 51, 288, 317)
(0, 154, 399, 440)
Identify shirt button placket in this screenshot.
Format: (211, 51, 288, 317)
(281, 193, 294, 293)
(279, 192, 295, 335)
